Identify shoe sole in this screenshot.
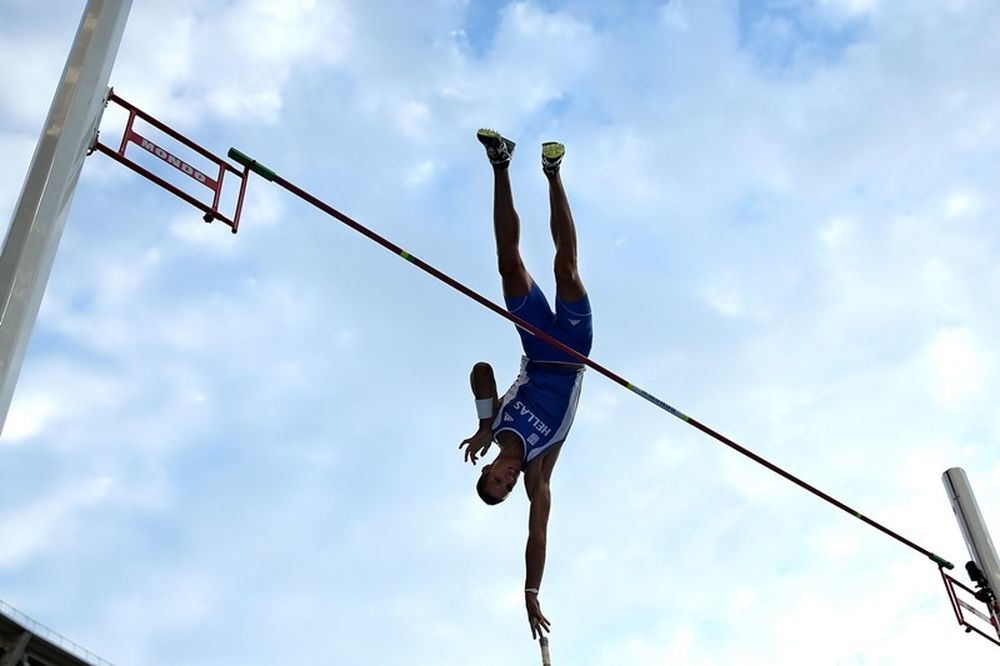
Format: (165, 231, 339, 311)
(478, 128, 503, 147)
(541, 142, 565, 160)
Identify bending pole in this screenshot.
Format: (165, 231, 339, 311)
(229, 147, 954, 571)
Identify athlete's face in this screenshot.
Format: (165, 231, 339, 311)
(482, 462, 519, 501)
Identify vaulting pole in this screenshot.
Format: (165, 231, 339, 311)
(228, 147, 953, 571)
(539, 636, 552, 666)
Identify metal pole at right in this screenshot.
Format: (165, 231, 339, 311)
(943, 467, 1000, 640)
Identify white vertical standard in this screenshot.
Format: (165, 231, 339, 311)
(0, 0, 132, 435)
(943, 468, 1000, 607)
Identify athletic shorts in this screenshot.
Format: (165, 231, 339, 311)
(504, 281, 593, 364)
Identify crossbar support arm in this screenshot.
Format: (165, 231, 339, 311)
(91, 91, 249, 232)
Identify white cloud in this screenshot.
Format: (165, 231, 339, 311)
(2, 391, 57, 443)
(0, 476, 113, 568)
(701, 278, 747, 318)
(109, 0, 353, 127)
(169, 214, 240, 253)
(3, 363, 127, 443)
(205, 87, 283, 124)
(820, 214, 857, 249)
(0, 35, 69, 127)
(820, 0, 879, 17)
(946, 190, 983, 218)
(394, 100, 432, 138)
(925, 327, 990, 407)
(660, 1, 690, 31)
(404, 159, 443, 188)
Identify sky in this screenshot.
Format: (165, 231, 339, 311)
(1, 0, 999, 664)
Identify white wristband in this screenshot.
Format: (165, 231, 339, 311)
(524, 587, 539, 595)
(476, 398, 494, 420)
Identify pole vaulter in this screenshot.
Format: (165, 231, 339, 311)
(226, 145, 954, 572)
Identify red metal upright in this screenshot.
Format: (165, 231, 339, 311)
(90, 90, 249, 233)
(940, 567, 1000, 647)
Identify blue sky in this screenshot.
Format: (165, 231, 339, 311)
(1, 0, 999, 664)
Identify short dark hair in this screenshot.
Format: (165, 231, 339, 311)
(476, 474, 504, 505)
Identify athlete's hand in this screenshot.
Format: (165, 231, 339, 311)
(459, 427, 492, 464)
(525, 592, 551, 639)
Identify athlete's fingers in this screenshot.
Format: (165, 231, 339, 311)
(528, 606, 547, 639)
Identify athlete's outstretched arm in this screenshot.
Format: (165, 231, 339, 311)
(459, 362, 498, 464)
(524, 482, 552, 639)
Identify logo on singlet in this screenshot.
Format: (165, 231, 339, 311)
(512, 400, 552, 437)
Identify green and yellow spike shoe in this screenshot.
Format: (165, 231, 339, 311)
(541, 141, 565, 174)
(477, 128, 516, 166)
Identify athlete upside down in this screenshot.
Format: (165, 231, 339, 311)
(460, 129, 593, 640)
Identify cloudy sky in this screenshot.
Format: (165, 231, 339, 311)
(1, 0, 999, 664)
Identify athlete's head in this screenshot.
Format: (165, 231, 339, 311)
(477, 461, 520, 505)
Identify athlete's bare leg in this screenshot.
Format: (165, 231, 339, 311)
(546, 169, 586, 302)
(493, 164, 531, 298)
(478, 129, 532, 298)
